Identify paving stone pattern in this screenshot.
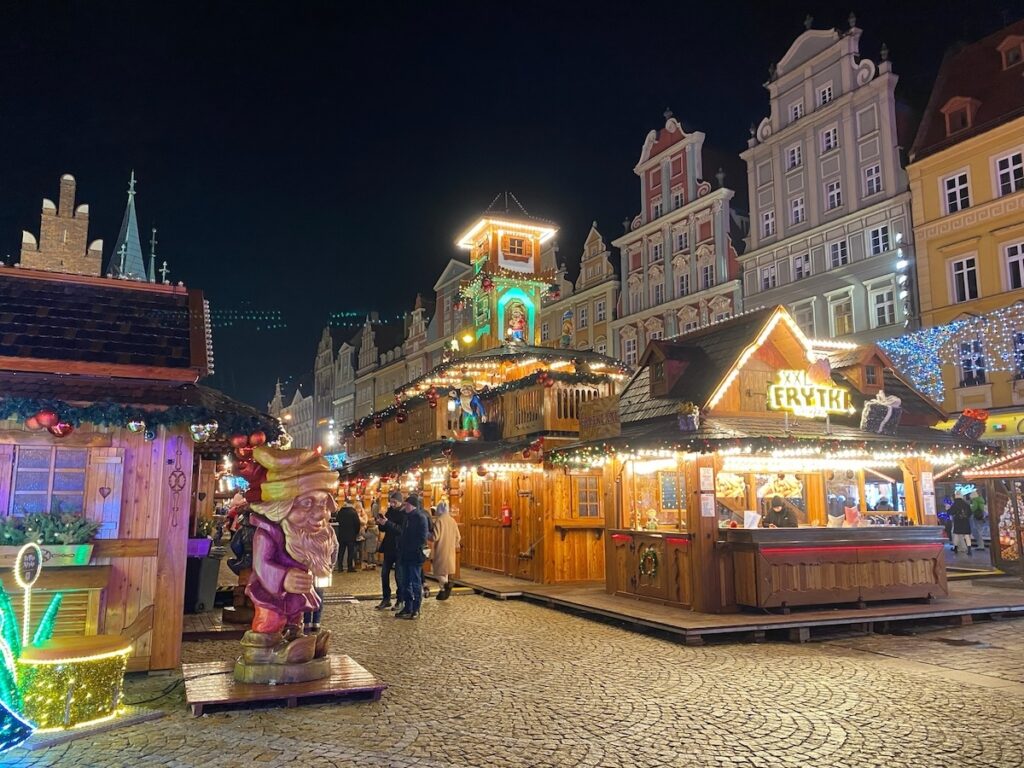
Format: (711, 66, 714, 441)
(6, 595, 1024, 768)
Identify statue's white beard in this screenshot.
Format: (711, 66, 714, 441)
(281, 519, 337, 578)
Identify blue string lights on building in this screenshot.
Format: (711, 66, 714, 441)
(879, 303, 1024, 400)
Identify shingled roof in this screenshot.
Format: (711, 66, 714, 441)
(0, 268, 209, 378)
(911, 18, 1024, 161)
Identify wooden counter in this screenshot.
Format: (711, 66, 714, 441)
(723, 527, 948, 610)
(607, 530, 693, 607)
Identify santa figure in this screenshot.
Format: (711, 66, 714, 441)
(236, 446, 339, 678)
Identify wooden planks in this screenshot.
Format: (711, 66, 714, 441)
(182, 654, 386, 717)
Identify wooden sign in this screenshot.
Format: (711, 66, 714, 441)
(579, 395, 621, 442)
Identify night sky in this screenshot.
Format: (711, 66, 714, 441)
(0, 1, 1018, 408)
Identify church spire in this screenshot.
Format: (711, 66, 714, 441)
(108, 170, 146, 279)
(148, 226, 158, 283)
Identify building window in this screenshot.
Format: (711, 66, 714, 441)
(651, 241, 663, 261)
(870, 285, 896, 328)
(442, 294, 453, 336)
(714, 311, 731, 322)
(793, 303, 814, 336)
(678, 272, 690, 297)
(817, 83, 834, 107)
(959, 340, 987, 387)
(11, 447, 87, 516)
(791, 196, 806, 224)
(829, 240, 849, 268)
(507, 237, 525, 256)
(762, 210, 776, 237)
(947, 108, 970, 135)
(578, 306, 588, 329)
(830, 296, 854, 336)
(865, 365, 878, 386)
(997, 152, 1024, 196)
(573, 475, 602, 518)
(651, 199, 663, 219)
(595, 338, 607, 355)
(760, 264, 777, 290)
(541, 322, 550, 342)
(793, 253, 810, 280)
(951, 256, 980, 303)
(595, 300, 606, 322)
(701, 263, 715, 290)
(944, 172, 971, 214)
(790, 101, 804, 123)
(675, 230, 689, 251)
(786, 144, 802, 170)
(481, 479, 493, 517)
(825, 180, 843, 210)
(1014, 332, 1024, 379)
(649, 329, 663, 342)
(629, 251, 642, 271)
(629, 282, 643, 312)
(1003, 43, 1023, 69)
(649, 170, 660, 189)
(684, 320, 699, 332)
(1007, 242, 1024, 290)
(672, 189, 684, 210)
(652, 281, 664, 305)
(869, 226, 890, 256)
(821, 126, 839, 153)
(623, 336, 638, 366)
(864, 164, 882, 196)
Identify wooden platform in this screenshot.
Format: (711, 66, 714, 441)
(181, 610, 247, 641)
(453, 569, 1024, 644)
(182, 654, 386, 716)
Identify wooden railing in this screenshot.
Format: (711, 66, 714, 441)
(346, 380, 615, 461)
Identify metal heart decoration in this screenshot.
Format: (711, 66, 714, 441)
(127, 420, 146, 433)
(98, 486, 112, 499)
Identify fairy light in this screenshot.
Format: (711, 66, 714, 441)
(14, 544, 42, 648)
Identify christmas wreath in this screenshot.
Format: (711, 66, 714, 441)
(638, 545, 659, 579)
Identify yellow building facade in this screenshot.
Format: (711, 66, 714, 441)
(905, 20, 1024, 433)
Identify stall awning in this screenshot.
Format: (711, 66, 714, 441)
(339, 437, 537, 477)
(963, 446, 1024, 479)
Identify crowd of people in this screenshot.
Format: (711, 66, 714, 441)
(332, 491, 461, 620)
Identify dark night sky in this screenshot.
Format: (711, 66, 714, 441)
(0, 1, 1019, 408)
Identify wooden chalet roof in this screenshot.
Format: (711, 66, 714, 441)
(0, 267, 209, 380)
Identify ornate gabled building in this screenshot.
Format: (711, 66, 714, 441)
(739, 16, 914, 343)
(611, 112, 746, 367)
(540, 222, 619, 354)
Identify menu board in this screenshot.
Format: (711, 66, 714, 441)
(660, 472, 679, 510)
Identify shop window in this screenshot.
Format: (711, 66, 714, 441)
(573, 475, 601, 518)
(997, 152, 1024, 196)
(481, 479, 494, 517)
(959, 340, 987, 387)
(11, 446, 87, 516)
(951, 256, 980, 303)
(756, 474, 807, 526)
(632, 467, 686, 530)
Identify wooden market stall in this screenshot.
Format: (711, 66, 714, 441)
(555, 306, 994, 614)
(963, 448, 1024, 576)
(0, 267, 279, 671)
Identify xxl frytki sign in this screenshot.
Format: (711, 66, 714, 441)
(767, 369, 854, 419)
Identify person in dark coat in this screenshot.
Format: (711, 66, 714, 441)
(763, 496, 798, 528)
(374, 491, 406, 610)
(379, 494, 430, 619)
(334, 501, 362, 572)
(949, 492, 974, 555)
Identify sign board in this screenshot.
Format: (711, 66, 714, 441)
(700, 493, 717, 518)
(579, 394, 621, 442)
(767, 369, 854, 419)
(699, 466, 715, 492)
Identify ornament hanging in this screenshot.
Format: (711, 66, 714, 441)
(143, 427, 156, 442)
(249, 431, 267, 447)
(48, 422, 74, 438)
(127, 420, 146, 434)
(374, 417, 383, 430)
(23, 416, 42, 431)
(230, 434, 249, 449)
(35, 410, 59, 429)
(189, 423, 212, 443)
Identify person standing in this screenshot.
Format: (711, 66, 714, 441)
(969, 491, 988, 551)
(430, 500, 461, 601)
(763, 496, 798, 528)
(335, 499, 362, 572)
(949, 492, 974, 555)
(374, 491, 406, 610)
(379, 494, 429, 619)
(354, 501, 368, 569)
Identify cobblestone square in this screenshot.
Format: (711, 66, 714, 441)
(6, 593, 1024, 768)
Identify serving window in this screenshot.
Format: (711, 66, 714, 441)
(625, 460, 686, 530)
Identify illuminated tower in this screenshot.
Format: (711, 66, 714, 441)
(453, 193, 558, 351)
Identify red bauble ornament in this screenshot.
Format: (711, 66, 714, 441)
(543, 376, 555, 388)
(396, 412, 408, 424)
(522, 449, 532, 459)
(481, 276, 494, 292)
(249, 431, 267, 447)
(36, 409, 60, 428)
(428, 399, 438, 409)
(230, 434, 249, 448)
(476, 466, 489, 477)
(354, 427, 365, 438)
(48, 422, 74, 438)
(24, 416, 43, 431)
(374, 417, 383, 429)
(428, 386, 437, 398)
(235, 446, 253, 459)
(450, 470, 459, 479)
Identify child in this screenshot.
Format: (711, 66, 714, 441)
(362, 518, 380, 570)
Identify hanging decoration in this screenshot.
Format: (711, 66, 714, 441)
(951, 409, 989, 441)
(859, 392, 903, 435)
(35, 410, 59, 429)
(143, 428, 156, 442)
(190, 423, 213, 443)
(249, 430, 267, 447)
(127, 420, 146, 434)
(23, 417, 42, 431)
(48, 422, 74, 438)
(638, 545, 659, 578)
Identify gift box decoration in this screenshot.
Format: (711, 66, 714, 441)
(951, 408, 989, 440)
(677, 402, 700, 432)
(859, 392, 903, 435)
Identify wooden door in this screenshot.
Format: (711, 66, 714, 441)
(513, 477, 541, 580)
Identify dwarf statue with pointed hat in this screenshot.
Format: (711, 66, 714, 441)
(234, 446, 339, 684)
(450, 378, 486, 439)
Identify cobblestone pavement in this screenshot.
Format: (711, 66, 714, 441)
(5, 595, 1024, 768)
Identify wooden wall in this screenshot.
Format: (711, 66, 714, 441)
(0, 420, 193, 672)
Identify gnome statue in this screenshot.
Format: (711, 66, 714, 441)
(234, 446, 339, 684)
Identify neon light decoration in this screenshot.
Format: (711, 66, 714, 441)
(767, 369, 855, 418)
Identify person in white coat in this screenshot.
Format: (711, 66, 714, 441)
(430, 500, 461, 601)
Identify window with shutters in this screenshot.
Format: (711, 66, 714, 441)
(10, 447, 87, 516)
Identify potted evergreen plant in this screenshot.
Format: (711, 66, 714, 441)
(0, 511, 100, 568)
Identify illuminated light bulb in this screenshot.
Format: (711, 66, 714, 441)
(896, 259, 909, 270)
